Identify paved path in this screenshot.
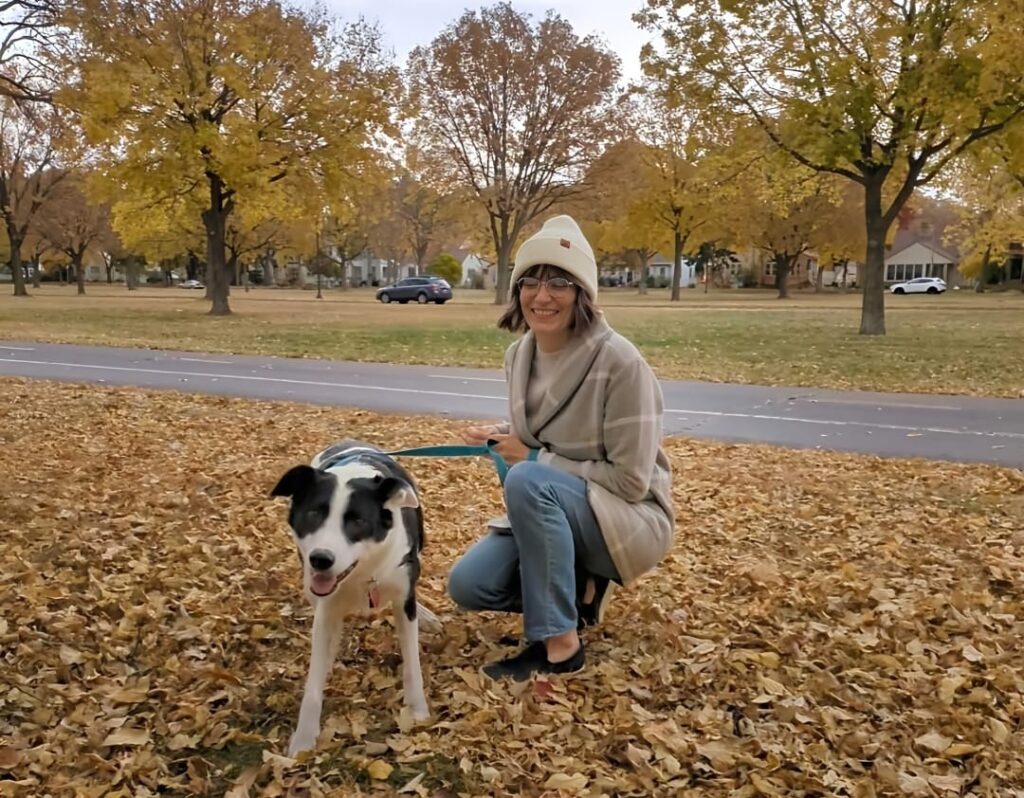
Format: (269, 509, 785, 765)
(2, 340, 1021, 469)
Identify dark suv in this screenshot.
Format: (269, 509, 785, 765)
(376, 276, 453, 304)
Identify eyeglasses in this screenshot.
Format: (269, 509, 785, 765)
(516, 276, 575, 293)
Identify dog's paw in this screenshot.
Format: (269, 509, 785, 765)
(397, 703, 431, 732)
(287, 728, 319, 757)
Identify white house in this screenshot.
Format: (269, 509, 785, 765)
(460, 253, 495, 289)
(85, 260, 128, 282)
(884, 241, 959, 286)
(346, 252, 417, 286)
(602, 252, 697, 288)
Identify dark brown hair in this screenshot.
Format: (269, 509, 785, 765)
(497, 264, 598, 334)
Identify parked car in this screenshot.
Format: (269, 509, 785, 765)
(179, 279, 204, 289)
(890, 277, 946, 295)
(376, 276, 453, 304)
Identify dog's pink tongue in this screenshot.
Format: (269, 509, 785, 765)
(310, 573, 337, 596)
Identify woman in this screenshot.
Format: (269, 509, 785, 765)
(447, 214, 675, 681)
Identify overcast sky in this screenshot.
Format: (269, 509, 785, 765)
(313, 1, 652, 81)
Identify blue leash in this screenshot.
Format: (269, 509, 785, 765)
(321, 442, 538, 485)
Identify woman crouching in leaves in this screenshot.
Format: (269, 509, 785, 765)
(447, 214, 675, 680)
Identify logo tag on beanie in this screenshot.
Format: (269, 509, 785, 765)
(560, 238, 571, 249)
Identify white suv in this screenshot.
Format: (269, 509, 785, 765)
(890, 277, 946, 295)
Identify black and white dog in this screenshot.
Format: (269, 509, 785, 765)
(270, 440, 430, 755)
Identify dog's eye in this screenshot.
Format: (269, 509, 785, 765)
(343, 513, 373, 536)
(304, 507, 326, 521)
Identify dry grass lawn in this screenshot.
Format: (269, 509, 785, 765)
(1, 284, 1022, 397)
(1, 377, 1022, 796)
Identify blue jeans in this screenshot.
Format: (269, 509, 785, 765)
(447, 461, 620, 642)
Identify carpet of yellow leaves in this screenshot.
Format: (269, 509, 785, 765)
(1, 378, 1022, 797)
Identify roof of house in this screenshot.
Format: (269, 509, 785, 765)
(886, 238, 959, 264)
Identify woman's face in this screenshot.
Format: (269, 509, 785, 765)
(517, 266, 578, 340)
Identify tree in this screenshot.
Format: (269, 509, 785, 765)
(812, 181, 867, 291)
(638, 0, 1024, 334)
(407, 3, 621, 304)
(0, 95, 67, 295)
(36, 171, 115, 295)
(581, 139, 670, 295)
(0, 1, 58, 103)
(718, 131, 841, 298)
(943, 153, 1024, 289)
(626, 85, 735, 301)
(427, 252, 461, 285)
(106, 184, 205, 285)
(64, 0, 398, 315)
(692, 241, 740, 292)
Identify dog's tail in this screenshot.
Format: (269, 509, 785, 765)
(416, 602, 442, 633)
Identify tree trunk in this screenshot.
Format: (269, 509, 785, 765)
(670, 229, 683, 301)
(637, 250, 649, 295)
(774, 253, 791, 299)
(74, 252, 86, 295)
(975, 244, 991, 292)
(493, 238, 512, 306)
(815, 260, 827, 292)
(860, 177, 887, 335)
(202, 172, 232, 316)
(489, 211, 516, 306)
(7, 229, 28, 296)
(31, 255, 41, 288)
(838, 259, 849, 293)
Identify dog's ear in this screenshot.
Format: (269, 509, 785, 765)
(271, 465, 319, 499)
(378, 476, 419, 509)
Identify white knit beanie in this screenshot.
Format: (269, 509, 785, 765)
(511, 215, 598, 301)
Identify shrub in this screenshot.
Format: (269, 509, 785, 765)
(428, 253, 462, 285)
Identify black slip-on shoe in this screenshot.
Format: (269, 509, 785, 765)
(482, 640, 586, 682)
(578, 577, 616, 628)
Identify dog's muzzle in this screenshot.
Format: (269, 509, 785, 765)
(308, 555, 359, 598)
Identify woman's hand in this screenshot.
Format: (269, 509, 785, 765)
(460, 424, 501, 446)
(490, 433, 532, 465)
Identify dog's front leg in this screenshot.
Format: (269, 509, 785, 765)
(289, 601, 342, 755)
(393, 599, 429, 721)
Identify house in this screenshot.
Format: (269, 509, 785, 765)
(883, 240, 960, 286)
(818, 261, 859, 287)
(601, 252, 697, 288)
(733, 246, 816, 288)
(460, 253, 495, 289)
(84, 261, 128, 282)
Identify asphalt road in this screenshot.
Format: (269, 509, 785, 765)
(2, 340, 1022, 469)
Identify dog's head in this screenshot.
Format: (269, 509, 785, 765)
(270, 461, 418, 599)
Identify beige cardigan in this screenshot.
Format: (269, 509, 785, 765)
(493, 316, 675, 586)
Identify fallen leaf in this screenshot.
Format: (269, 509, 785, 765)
(989, 718, 1010, 744)
(696, 740, 737, 772)
(225, 765, 262, 798)
(543, 772, 588, 791)
(914, 732, 952, 755)
(59, 645, 84, 665)
(0, 747, 19, 770)
(102, 728, 150, 747)
(366, 760, 393, 780)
